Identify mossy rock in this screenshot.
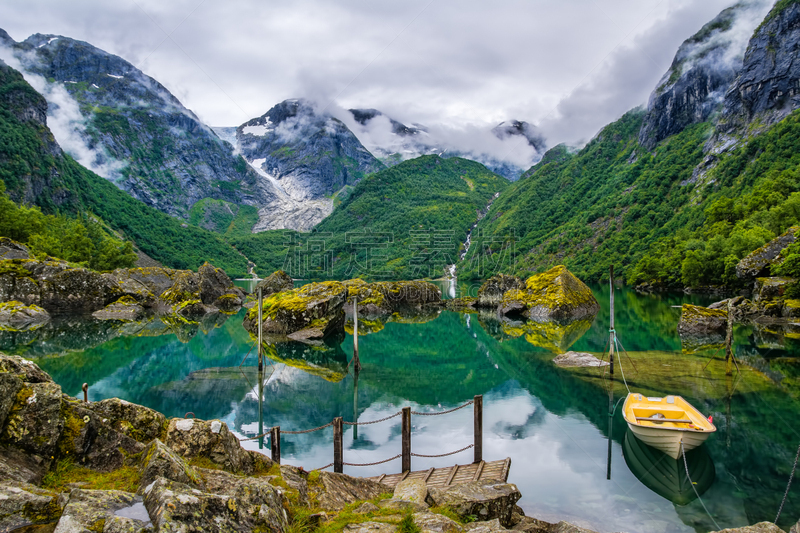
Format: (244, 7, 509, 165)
(0, 300, 50, 331)
(755, 276, 796, 301)
(501, 317, 593, 353)
(736, 226, 798, 280)
(344, 279, 442, 317)
(254, 270, 294, 297)
(475, 274, 524, 308)
(0, 237, 32, 260)
(498, 266, 599, 323)
(677, 304, 728, 337)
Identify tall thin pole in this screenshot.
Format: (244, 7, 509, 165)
(353, 298, 361, 372)
(353, 364, 360, 441)
(258, 366, 264, 450)
(402, 407, 411, 472)
(609, 266, 615, 378)
(258, 287, 263, 372)
(473, 395, 483, 464)
(725, 299, 734, 376)
(334, 417, 343, 473)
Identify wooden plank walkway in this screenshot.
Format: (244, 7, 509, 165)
(365, 458, 511, 489)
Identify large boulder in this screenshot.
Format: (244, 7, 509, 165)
(54, 488, 145, 533)
(165, 417, 255, 475)
(0, 372, 23, 429)
(428, 481, 521, 528)
(0, 445, 48, 484)
(414, 512, 464, 533)
(1, 380, 64, 464)
(143, 475, 287, 533)
(498, 266, 598, 323)
(736, 227, 798, 280)
(709, 523, 786, 533)
(91, 296, 145, 321)
(755, 276, 796, 301)
(0, 238, 31, 260)
(39, 267, 123, 313)
(88, 397, 167, 444)
(0, 354, 54, 383)
(317, 471, 392, 511)
(476, 274, 524, 308)
(108, 266, 182, 302)
(677, 304, 728, 336)
(344, 279, 442, 316)
(0, 482, 63, 532)
(243, 281, 347, 340)
(138, 438, 200, 492)
(198, 262, 245, 310)
(0, 300, 49, 330)
(255, 270, 295, 297)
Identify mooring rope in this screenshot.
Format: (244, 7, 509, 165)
(681, 442, 721, 531)
(411, 400, 474, 416)
(412, 444, 474, 458)
(343, 411, 402, 426)
(775, 441, 800, 524)
(614, 336, 631, 394)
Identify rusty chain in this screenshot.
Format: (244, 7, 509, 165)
(311, 462, 334, 472)
(283, 421, 334, 434)
(411, 400, 474, 416)
(411, 444, 474, 458)
(343, 411, 402, 426)
(241, 400, 473, 441)
(344, 454, 402, 467)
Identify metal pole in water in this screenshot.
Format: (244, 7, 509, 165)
(353, 298, 361, 372)
(258, 366, 264, 450)
(82, 383, 88, 403)
(353, 363, 360, 441)
(725, 299, 734, 376)
(258, 287, 263, 372)
(607, 388, 613, 480)
(609, 266, 615, 378)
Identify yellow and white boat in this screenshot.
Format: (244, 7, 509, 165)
(622, 393, 716, 459)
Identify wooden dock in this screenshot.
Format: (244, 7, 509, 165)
(366, 458, 511, 489)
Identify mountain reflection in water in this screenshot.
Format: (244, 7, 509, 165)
(14, 284, 800, 533)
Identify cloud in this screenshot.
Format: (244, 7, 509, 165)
(0, 44, 128, 180)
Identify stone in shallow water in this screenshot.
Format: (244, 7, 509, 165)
(552, 352, 609, 368)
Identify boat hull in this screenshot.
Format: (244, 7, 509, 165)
(622, 393, 716, 460)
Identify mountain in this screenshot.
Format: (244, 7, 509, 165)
(345, 109, 546, 181)
(229, 156, 508, 279)
(0, 59, 250, 276)
(220, 99, 385, 232)
(1, 31, 276, 227)
(458, 0, 800, 288)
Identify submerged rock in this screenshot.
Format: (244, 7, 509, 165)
(92, 295, 145, 321)
(0, 300, 50, 329)
(498, 266, 599, 323)
(552, 352, 609, 368)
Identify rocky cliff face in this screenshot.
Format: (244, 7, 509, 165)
(720, 1, 800, 132)
(638, 3, 769, 150)
(232, 99, 384, 231)
(4, 31, 279, 221)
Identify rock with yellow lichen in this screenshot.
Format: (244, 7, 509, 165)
(343, 278, 441, 317)
(736, 226, 799, 280)
(498, 266, 599, 323)
(0, 300, 50, 330)
(476, 274, 524, 308)
(243, 281, 347, 340)
(677, 304, 728, 337)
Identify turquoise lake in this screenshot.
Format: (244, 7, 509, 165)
(5, 281, 800, 533)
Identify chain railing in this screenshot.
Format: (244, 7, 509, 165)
(240, 395, 483, 473)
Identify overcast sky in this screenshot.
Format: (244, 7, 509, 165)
(0, 0, 767, 147)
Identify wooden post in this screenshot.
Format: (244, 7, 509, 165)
(402, 407, 411, 473)
(353, 365, 360, 441)
(353, 298, 361, 372)
(725, 299, 734, 376)
(334, 417, 343, 473)
(82, 383, 88, 403)
(473, 395, 483, 463)
(609, 266, 615, 377)
(270, 426, 281, 464)
(258, 287, 263, 372)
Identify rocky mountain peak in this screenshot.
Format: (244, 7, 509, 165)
(719, 1, 800, 131)
(492, 120, 546, 152)
(637, 3, 767, 150)
(348, 108, 421, 136)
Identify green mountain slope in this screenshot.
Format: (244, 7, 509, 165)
(231, 156, 508, 279)
(0, 61, 249, 276)
(458, 105, 800, 287)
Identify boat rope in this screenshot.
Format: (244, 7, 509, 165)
(681, 442, 721, 531)
(775, 440, 800, 524)
(614, 336, 631, 394)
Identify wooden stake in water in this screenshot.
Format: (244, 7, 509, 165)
(258, 287, 263, 372)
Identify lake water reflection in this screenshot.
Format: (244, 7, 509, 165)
(11, 282, 800, 533)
